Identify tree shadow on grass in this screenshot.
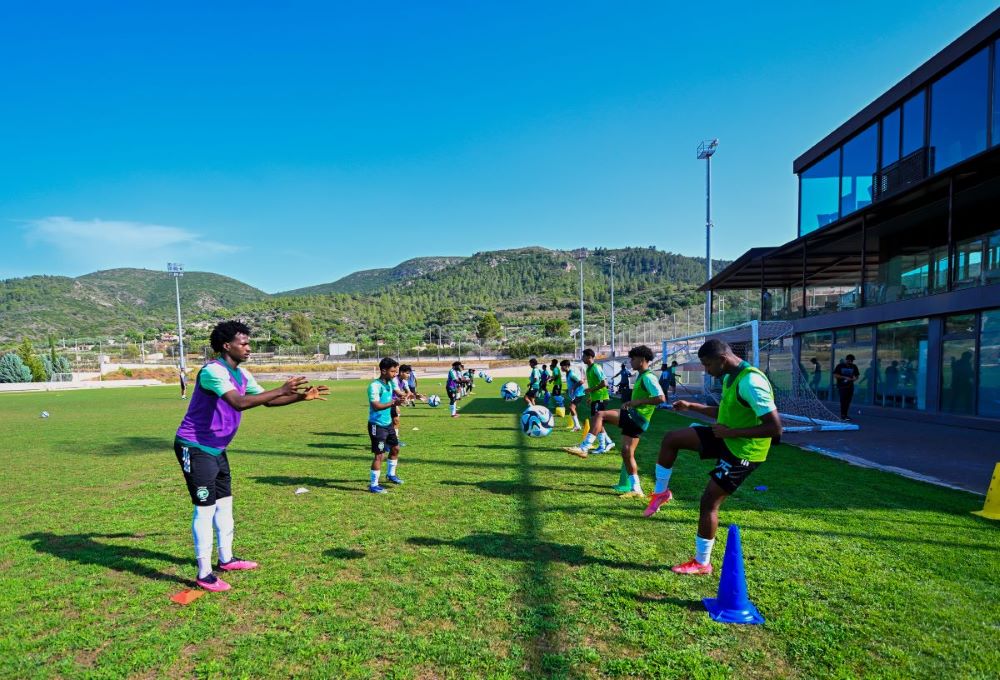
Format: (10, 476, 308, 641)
(408, 533, 658, 573)
(249, 475, 367, 494)
(439, 479, 555, 495)
(21, 532, 191, 585)
(632, 593, 705, 612)
(311, 431, 365, 438)
(307, 442, 364, 450)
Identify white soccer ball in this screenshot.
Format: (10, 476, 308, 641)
(478, 370, 486, 378)
(520, 405, 554, 437)
(427, 394, 441, 407)
(40, 411, 50, 419)
(485, 375, 493, 383)
(501, 382, 521, 401)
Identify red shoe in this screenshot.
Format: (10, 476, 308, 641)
(643, 489, 673, 517)
(451, 413, 460, 418)
(671, 559, 712, 575)
(218, 557, 258, 571)
(196, 572, 231, 591)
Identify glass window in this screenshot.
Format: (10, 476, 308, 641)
(930, 48, 988, 172)
(945, 314, 976, 335)
(835, 343, 874, 406)
(987, 233, 1000, 287)
(902, 91, 925, 156)
(865, 199, 948, 304)
(942, 338, 977, 414)
(801, 331, 833, 400)
(953, 238, 984, 289)
(980, 308, 1000, 418)
(993, 39, 1000, 147)
(876, 319, 929, 410)
(834, 329, 853, 344)
(800, 150, 841, 236)
(881, 108, 901, 168)
(841, 124, 877, 216)
(855, 326, 873, 344)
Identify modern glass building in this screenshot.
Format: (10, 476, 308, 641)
(704, 8, 1000, 429)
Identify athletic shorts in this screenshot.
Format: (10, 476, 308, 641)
(552, 385, 562, 396)
(692, 426, 762, 494)
(174, 439, 231, 506)
(590, 399, 608, 417)
(390, 404, 399, 419)
(617, 408, 645, 438)
(368, 422, 399, 454)
(526, 388, 538, 399)
(570, 394, 584, 407)
(447, 389, 458, 405)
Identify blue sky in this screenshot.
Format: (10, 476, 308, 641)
(1, 1, 996, 292)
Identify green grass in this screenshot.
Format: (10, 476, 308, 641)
(0, 379, 997, 679)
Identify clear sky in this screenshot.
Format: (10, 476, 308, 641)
(1, 1, 996, 293)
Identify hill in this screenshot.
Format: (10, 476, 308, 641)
(0, 269, 269, 342)
(0, 248, 729, 347)
(277, 256, 467, 296)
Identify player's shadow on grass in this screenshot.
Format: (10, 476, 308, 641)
(440, 479, 555, 495)
(307, 442, 362, 450)
(249, 475, 367, 493)
(311, 431, 365, 438)
(323, 548, 366, 560)
(22, 532, 190, 585)
(407, 533, 657, 572)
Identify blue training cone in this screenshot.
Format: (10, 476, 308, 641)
(703, 524, 765, 625)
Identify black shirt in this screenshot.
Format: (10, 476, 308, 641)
(833, 362, 859, 387)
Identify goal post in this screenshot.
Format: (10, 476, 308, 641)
(660, 320, 858, 432)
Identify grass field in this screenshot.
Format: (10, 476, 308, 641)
(1, 378, 998, 679)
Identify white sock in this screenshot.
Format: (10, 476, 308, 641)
(370, 469, 380, 486)
(192, 503, 216, 578)
(394, 428, 400, 438)
(214, 496, 234, 564)
(581, 433, 597, 449)
(572, 415, 580, 428)
(629, 474, 642, 493)
(695, 535, 716, 565)
(601, 432, 613, 447)
(387, 459, 398, 477)
(654, 464, 673, 494)
(450, 404, 457, 415)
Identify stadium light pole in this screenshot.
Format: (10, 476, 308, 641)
(574, 248, 588, 354)
(606, 255, 616, 360)
(697, 139, 718, 332)
(167, 263, 186, 372)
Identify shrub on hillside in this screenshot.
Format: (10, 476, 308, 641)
(0, 352, 32, 383)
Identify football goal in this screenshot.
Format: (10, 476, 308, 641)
(661, 320, 858, 432)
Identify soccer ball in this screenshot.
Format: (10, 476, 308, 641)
(427, 394, 441, 407)
(520, 405, 554, 437)
(40, 411, 50, 419)
(485, 375, 493, 383)
(478, 370, 486, 378)
(501, 382, 521, 401)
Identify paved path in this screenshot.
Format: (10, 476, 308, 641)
(781, 415, 997, 495)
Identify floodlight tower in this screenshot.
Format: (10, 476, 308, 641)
(167, 263, 186, 371)
(606, 255, 616, 360)
(697, 139, 718, 332)
(573, 248, 588, 354)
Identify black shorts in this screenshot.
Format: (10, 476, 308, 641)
(368, 422, 399, 454)
(617, 409, 645, 438)
(526, 388, 538, 399)
(390, 405, 399, 419)
(692, 426, 762, 494)
(174, 439, 231, 506)
(552, 385, 562, 396)
(447, 389, 458, 405)
(590, 400, 608, 417)
(570, 394, 583, 407)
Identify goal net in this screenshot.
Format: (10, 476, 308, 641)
(661, 320, 858, 432)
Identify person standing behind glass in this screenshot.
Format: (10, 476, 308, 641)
(833, 354, 860, 420)
(808, 357, 822, 396)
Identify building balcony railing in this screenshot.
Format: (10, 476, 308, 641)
(873, 146, 932, 202)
